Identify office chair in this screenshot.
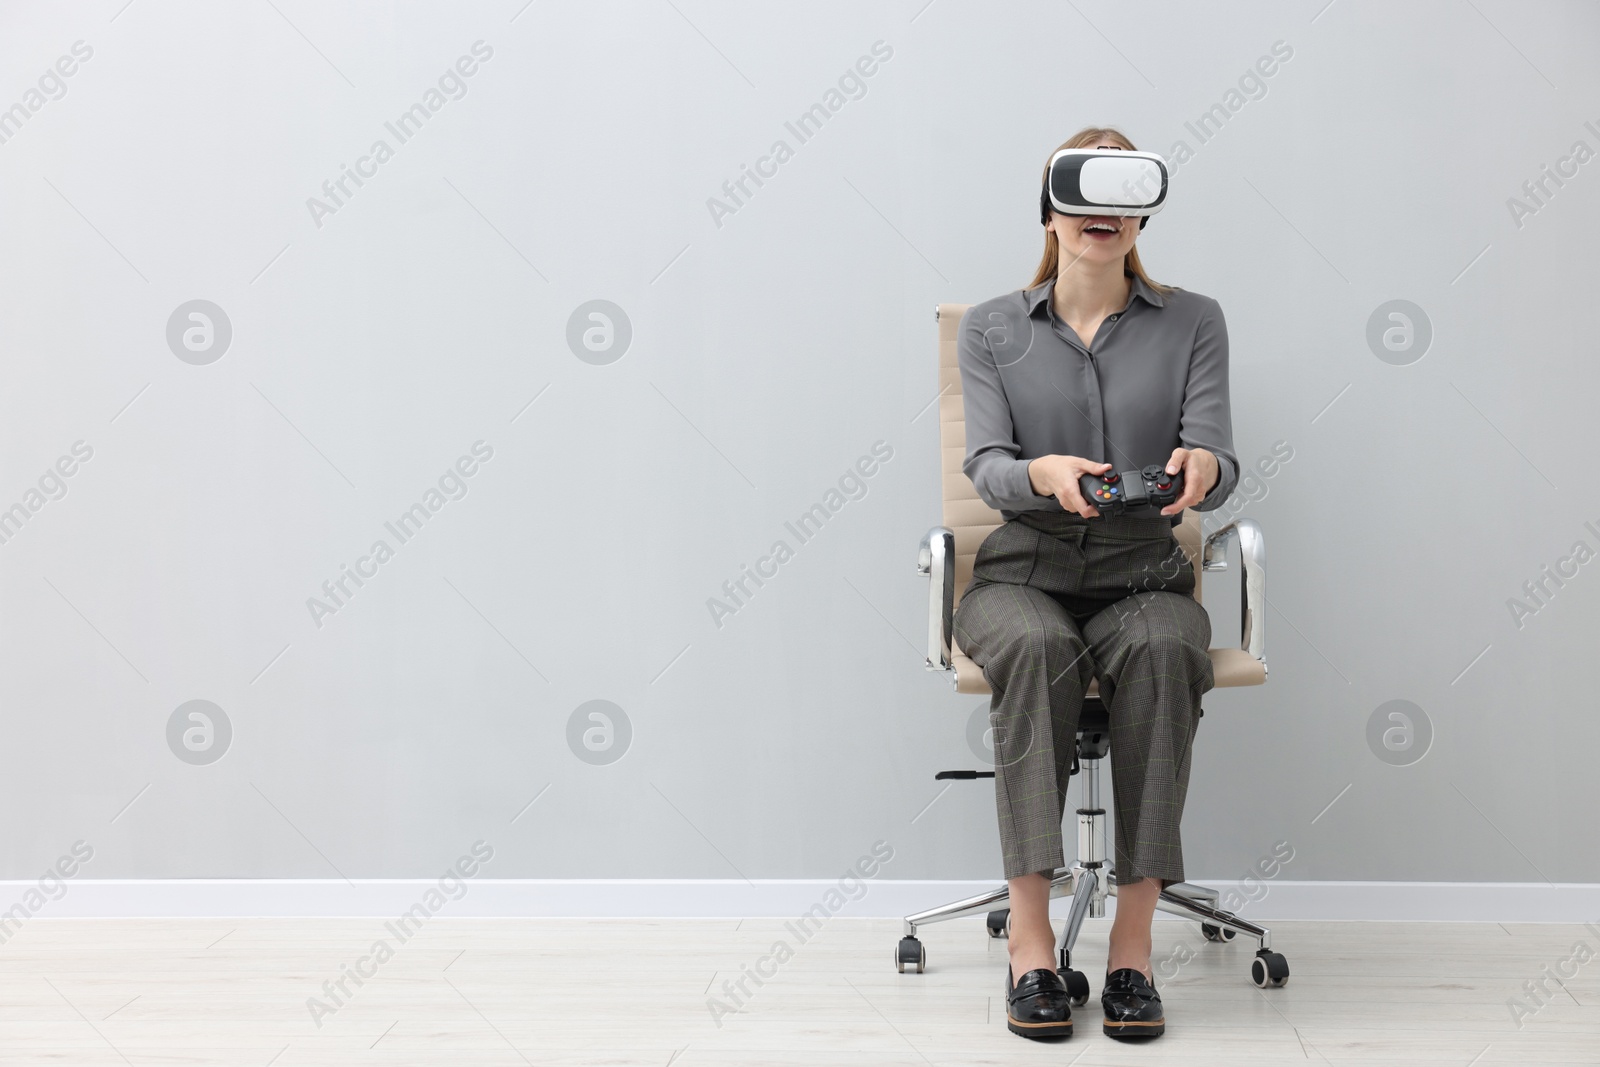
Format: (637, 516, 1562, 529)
(898, 302, 1288, 1001)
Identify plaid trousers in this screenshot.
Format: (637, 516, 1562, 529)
(952, 510, 1214, 885)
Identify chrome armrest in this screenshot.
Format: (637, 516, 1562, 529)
(1201, 518, 1266, 666)
(918, 526, 955, 671)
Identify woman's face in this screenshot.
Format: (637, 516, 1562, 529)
(1047, 140, 1140, 270)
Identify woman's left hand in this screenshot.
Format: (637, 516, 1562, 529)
(1159, 447, 1219, 516)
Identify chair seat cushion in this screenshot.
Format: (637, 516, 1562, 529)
(951, 647, 1265, 696)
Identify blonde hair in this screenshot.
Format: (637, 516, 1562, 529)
(1028, 126, 1175, 296)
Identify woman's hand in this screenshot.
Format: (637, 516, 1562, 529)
(1028, 455, 1113, 518)
(1159, 447, 1220, 516)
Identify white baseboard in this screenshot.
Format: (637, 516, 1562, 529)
(4, 879, 1599, 922)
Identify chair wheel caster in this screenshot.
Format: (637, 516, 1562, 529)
(896, 936, 926, 974)
(985, 909, 1009, 939)
(1059, 966, 1091, 1006)
(1201, 922, 1236, 942)
(1251, 951, 1289, 988)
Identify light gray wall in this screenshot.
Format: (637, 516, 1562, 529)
(2, 0, 1597, 887)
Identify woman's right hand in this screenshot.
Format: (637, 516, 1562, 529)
(1027, 455, 1114, 518)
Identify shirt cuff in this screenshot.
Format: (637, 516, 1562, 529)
(1013, 458, 1054, 506)
(1195, 453, 1236, 512)
(987, 457, 1055, 512)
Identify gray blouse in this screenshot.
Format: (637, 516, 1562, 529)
(957, 272, 1238, 523)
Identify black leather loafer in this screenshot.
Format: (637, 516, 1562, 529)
(1101, 967, 1164, 1038)
(1004, 965, 1073, 1039)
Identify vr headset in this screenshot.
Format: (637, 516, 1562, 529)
(1039, 147, 1169, 231)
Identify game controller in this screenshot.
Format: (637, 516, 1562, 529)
(1078, 464, 1185, 516)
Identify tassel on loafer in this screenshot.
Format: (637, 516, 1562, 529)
(1101, 967, 1164, 1038)
(1003, 965, 1073, 1039)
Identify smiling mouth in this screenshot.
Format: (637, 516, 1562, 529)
(1081, 218, 1122, 239)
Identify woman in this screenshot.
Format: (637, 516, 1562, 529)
(953, 126, 1238, 1041)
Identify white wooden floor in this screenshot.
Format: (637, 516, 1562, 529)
(1, 915, 1597, 1065)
